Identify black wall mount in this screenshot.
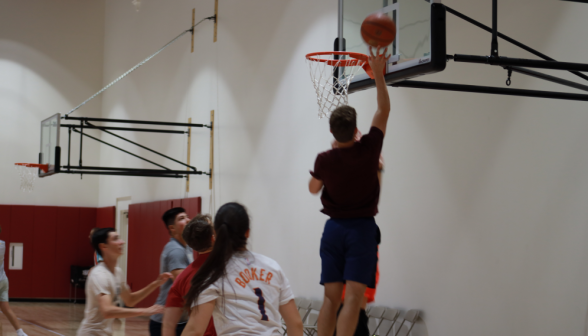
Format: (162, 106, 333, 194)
(56, 116, 211, 178)
(389, 1, 588, 101)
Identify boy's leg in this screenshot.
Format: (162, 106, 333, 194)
(335, 281, 367, 336)
(317, 282, 343, 336)
(0, 302, 22, 331)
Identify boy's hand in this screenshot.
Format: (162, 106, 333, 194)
(155, 272, 172, 286)
(368, 47, 389, 79)
(142, 304, 164, 316)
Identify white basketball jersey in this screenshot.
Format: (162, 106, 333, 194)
(193, 251, 295, 336)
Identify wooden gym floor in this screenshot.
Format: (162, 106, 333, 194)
(0, 302, 149, 336)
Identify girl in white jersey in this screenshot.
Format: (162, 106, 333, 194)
(181, 203, 303, 336)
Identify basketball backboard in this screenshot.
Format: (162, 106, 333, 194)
(339, 0, 446, 93)
(39, 113, 60, 177)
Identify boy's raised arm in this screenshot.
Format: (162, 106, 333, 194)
(369, 48, 391, 136)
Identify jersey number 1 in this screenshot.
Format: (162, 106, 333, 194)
(253, 288, 269, 321)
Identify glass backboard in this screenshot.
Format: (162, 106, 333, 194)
(39, 113, 60, 177)
(340, 0, 446, 92)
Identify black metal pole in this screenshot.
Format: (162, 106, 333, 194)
(453, 54, 588, 72)
(491, 0, 498, 57)
(67, 127, 71, 169)
(64, 116, 211, 128)
(84, 122, 197, 171)
(507, 66, 588, 92)
(390, 80, 588, 101)
(79, 120, 83, 167)
(71, 129, 171, 171)
(61, 124, 186, 134)
(62, 166, 206, 174)
(445, 5, 588, 82)
(60, 170, 186, 178)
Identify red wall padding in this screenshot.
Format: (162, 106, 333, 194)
(31, 206, 58, 298)
(8, 206, 35, 298)
(127, 197, 201, 307)
(55, 207, 81, 298)
(0, 205, 98, 299)
(97, 206, 115, 228)
(0, 199, 196, 300)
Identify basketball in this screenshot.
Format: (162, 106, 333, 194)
(360, 13, 396, 48)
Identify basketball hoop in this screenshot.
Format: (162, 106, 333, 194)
(306, 51, 373, 119)
(14, 163, 48, 192)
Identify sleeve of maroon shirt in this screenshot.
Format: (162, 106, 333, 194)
(362, 127, 385, 156)
(310, 153, 323, 180)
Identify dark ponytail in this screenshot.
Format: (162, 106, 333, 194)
(184, 202, 250, 311)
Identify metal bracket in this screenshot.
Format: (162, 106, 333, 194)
(491, 0, 499, 58)
(61, 116, 211, 178)
(391, 4, 588, 102)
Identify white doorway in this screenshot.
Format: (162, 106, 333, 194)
(118, 210, 129, 283)
(116, 196, 131, 283)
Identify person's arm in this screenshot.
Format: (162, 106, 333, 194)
(98, 294, 163, 319)
(377, 155, 384, 184)
(309, 177, 323, 194)
(181, 300, 215, 336)
(163, 307, 184, 336)
(369, 48, 391, 136)
(279, 299, 303, 336)
(120, 272, 171, 307)
(170, 268, 184, 280)
(309, 154, 324, 195)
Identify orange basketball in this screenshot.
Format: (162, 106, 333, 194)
(360, 13, 396, 48)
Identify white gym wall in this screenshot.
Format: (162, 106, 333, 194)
(0, 0, 104, 206)
(3, 0, 588, 335)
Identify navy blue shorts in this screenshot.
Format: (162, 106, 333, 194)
(320, 217, 380, 288)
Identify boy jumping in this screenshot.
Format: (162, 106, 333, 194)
(309, 49, 390, 336)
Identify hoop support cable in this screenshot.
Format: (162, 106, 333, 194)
(65, 15, 216, 117)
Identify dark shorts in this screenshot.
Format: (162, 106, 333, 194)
(149, 319, 186, 336)
(320, 217, 380, 288)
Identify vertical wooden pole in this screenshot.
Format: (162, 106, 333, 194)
(186, 118, 192, 193)
(213, 0, 218, 42)
(191, 9, 195, 53)
(209, 110, 214, 190)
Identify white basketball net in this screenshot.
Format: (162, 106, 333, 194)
(306, 53, 367, 119)
(15, 164, 38, 192)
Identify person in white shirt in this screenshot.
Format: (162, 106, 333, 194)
(77, 228, 172, 336)
(181, 202, 303, 336)
(0, 227, 28, 336)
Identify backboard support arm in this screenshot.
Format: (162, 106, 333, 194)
(390, 4, 588, 102)
(60, 116, 212, 178)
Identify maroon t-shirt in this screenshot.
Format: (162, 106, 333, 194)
(311, 126, 384, 218)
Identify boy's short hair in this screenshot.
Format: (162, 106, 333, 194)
(329, 105, 357, 142)
(162, 207, 186, 230)
(91, 228, 115, 257)
(182, 214, 213, 252)
(89, 227, 98, 241)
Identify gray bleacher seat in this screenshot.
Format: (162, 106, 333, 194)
(302, 299, 323, 336)
(394, 309, 420, 336)
(366, 305, 387, 335)
(378, 308, 400, 336)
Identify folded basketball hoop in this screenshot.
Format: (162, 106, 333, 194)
(306, 51, 373, 119)
(14, 163, 48, 192)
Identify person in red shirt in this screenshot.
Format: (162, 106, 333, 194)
(162, 214, 216, 336)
